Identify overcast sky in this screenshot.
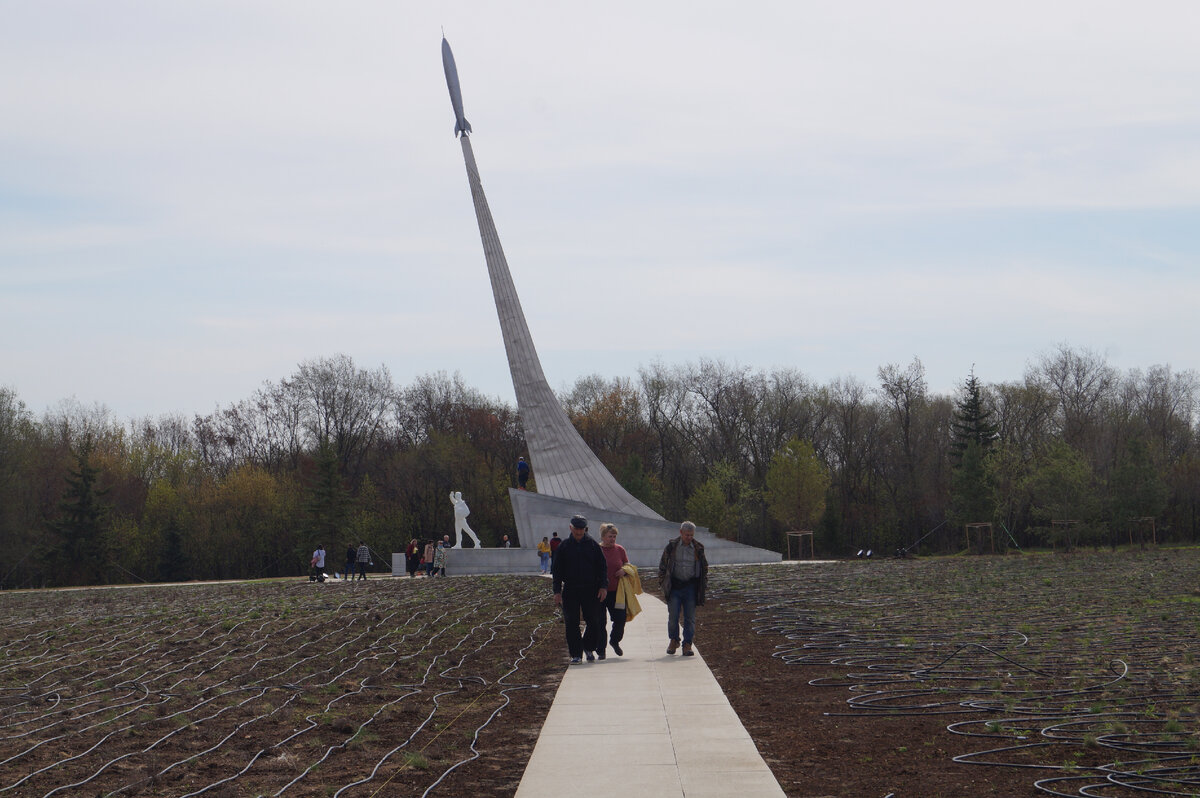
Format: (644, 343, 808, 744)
(3, 1, 1198, 420)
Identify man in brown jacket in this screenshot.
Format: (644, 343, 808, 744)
(657, 521, 708, 656)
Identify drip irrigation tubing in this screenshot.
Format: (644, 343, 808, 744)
(0, 575, 562, 797)
(707, 549, 1200, 797)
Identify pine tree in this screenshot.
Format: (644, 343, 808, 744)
(948, 370, 998, 534)
(305, 436, 348, 545)
(50, 435, 109, 585)
(951, 368, 997, 459)
(159, 517, 189, 582)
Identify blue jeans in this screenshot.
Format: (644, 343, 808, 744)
(539, 552, 550, 572)
(667, 581, 697, 643)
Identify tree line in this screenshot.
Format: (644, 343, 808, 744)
(2, 345, 1197, 588)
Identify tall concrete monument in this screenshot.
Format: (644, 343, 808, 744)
(441, 38, 779, 568)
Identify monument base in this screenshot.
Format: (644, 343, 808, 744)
(392, 549, 541, 577)
(510, 489, 781, 568)
(390, 492, 781, 577)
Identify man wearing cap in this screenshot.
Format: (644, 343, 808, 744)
(551, 515, 609, 664)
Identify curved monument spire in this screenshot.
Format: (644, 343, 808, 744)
(443, 37, 661, 519)
(457, 129, 662, 518)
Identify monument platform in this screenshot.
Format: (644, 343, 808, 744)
(391, 548, 542, 577)
(394, 490, 781, 576)
(510, 489, 781, 568)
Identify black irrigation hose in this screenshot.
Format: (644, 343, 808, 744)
(418, 616, 555, 798)
(707, 551, 1200, 797)
(0, 577, 561, 797)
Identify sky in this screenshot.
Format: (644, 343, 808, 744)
(2, 1, 1199, 421)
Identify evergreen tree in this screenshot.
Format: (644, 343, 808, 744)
(304, 436, 348, 546)
(948, 370, 1000, 547)
(50, 435, 109, 585)
(949, 439, 993, 526)
(159, 517, 190, 582)
(951, 368, 997, 459)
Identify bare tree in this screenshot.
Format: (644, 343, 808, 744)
(1031, 344, 1117, 459)
(286, 355, 395, 479)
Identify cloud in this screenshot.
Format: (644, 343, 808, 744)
(2, 1, 1199, 418)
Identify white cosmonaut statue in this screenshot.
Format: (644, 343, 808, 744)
(449, 491, 482, 549)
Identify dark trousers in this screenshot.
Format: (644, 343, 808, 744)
(561, 586, 604, 658)
(357, 561, 368, 580)
(600, 591, 626, 655)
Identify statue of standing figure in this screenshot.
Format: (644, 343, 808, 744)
(449, 491, 482, 549)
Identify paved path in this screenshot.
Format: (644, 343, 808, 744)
(516, 593, 786, 798)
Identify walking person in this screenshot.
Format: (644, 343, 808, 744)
(432, 540, 447, 577)
(597, 523, 629, 657)
(658, 521, 708, 656)
(551, 515, 608, 664)
(405, 538, 420, 577)
(537, 536, 551, 574)
(356, 542, 370, 581)
(310, 544, 326, 582)
(344, 543, 356, 581)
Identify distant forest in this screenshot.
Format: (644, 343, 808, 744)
(2, 345, 1197, 588)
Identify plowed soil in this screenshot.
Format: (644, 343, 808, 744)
(4, 549, 1197, 797)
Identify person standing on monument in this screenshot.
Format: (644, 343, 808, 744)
(517, 456, 531, 490)
(658, 521, 708, 656)
(551, 515, 608, 664)
(597, 523, 630, 657)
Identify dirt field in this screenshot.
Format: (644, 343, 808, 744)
(698, 549, 1200, 797)
(2, 549, 1197, 797)
(0, 576, 564, 797)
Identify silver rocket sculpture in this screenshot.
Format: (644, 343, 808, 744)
(441, 37, 472, 137)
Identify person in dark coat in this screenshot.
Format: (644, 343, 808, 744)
(551, 515, 608, 664)
(405, 538, 420, 577)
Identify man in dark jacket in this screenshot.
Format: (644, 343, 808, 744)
(552, 515, 608, 664)
(658, 521, 708, 656)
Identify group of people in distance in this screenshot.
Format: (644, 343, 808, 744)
(536, 532, 561, 574)
(309, 542, 372, 582)
(403, 536, 449, 578)
(551, 515, 708, 663)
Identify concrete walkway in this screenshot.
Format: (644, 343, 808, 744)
(516, 593, 786, 798)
